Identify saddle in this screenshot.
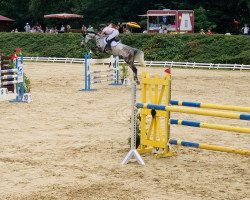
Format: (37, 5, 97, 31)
(104, 37, 120, 52)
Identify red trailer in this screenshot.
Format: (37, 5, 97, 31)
(141, 9, 194, 33)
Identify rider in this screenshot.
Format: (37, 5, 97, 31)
(99, 23, 119, 51)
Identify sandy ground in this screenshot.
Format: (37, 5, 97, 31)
(0, 62, 249, 200)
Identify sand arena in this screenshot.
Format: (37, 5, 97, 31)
(0, 62, 249, 199)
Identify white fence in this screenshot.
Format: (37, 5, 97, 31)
(23, 56, 250, 70)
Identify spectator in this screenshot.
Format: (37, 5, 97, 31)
(60, 25, 65, 32)
(118, 22, 123, 33)
(200, 29, 205, 34)
(143, 29, 147, 33)
(124, 28, 131, 34)
(207, 29, 212, 35)
(233, 19, 240, 32)
(159, 25, 164, 33)
(87, 25, 94, 32)
(225, 30, 231, 35)
(241, 24, 249, 35)
(49, 27, 57, 34)
(122, 26, 126, 33)
(37, 26, 43, 33)
(66, 24, 71, 31)
(45, 27, 49, 33)
(31, 27, 36, 33)
(24, 23, 31, 32)
(82, 25, 87, 32)
(15, 28, 18, 32)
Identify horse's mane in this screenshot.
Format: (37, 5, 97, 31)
(86, 31, 98, 35)
(85, 31, 108, 41)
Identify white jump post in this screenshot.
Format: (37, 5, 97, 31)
(121, 82, 145, 165)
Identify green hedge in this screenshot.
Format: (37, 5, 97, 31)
(0, 32, 250, 64)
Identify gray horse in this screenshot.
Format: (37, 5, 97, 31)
(81, 31, 146, 84)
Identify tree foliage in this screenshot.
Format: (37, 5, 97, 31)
(0, 0, 249, 33)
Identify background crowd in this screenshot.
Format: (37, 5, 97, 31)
(10, 21, 249, 36)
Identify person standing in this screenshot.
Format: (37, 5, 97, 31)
(207, 29, 213, 35)
(66, 24, 71, 31)
(24, 23, 31, 32)
(82, 25, 87, 32)
(158, 25, 164, 33)
(200, 29, 205, 34)
(60, 25, 65, 32)
(87, 25, 94, 32)
(242, 24, 249, 35)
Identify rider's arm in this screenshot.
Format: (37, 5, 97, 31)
(98, 27, 107, 36)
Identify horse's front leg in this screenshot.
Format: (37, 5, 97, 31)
(131, 65, 140, 85)
(128, 64, 139, 85)
(91, 47, 99, 56)
(124, 58, 140, 85)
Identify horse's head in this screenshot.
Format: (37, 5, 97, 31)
(81, 31, 96, 47)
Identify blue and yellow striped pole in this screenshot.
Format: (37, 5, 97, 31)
(170, 100, 250, 113)
(169, 139, 250, 156)
(136, 103, 250, 121)
(170, 119, 250, 134)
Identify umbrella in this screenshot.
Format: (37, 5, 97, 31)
(0, 15, 15, 21)
(127, 22, 141, 28)
(44, 13, 83, 19)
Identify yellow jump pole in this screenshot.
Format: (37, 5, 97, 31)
(168, 106, 250, 120)
(170, 119, 250, 134)
(169, 139, 250, 156)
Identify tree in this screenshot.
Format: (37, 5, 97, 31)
(194, 7, 215, 32)
(0, 0, 249, 33)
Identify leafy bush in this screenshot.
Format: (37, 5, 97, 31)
(23, 73, 31, 93)
(0, 32, 250, 64)
(120, 63, 129, 81)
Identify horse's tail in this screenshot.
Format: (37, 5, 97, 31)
(134, 49, 146, 67)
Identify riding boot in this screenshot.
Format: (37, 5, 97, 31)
(105, 40, 111, 51)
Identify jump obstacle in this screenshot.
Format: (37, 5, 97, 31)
(122, 71, 250, 165)
(82, 53, 121, 91)
(0, 53, 31, 102)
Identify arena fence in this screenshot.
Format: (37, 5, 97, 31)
(23, 57, 250, 70)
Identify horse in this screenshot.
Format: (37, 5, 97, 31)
(81, 31, 146, 84)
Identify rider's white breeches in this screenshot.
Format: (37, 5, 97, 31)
(107, 29, 119, 41)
